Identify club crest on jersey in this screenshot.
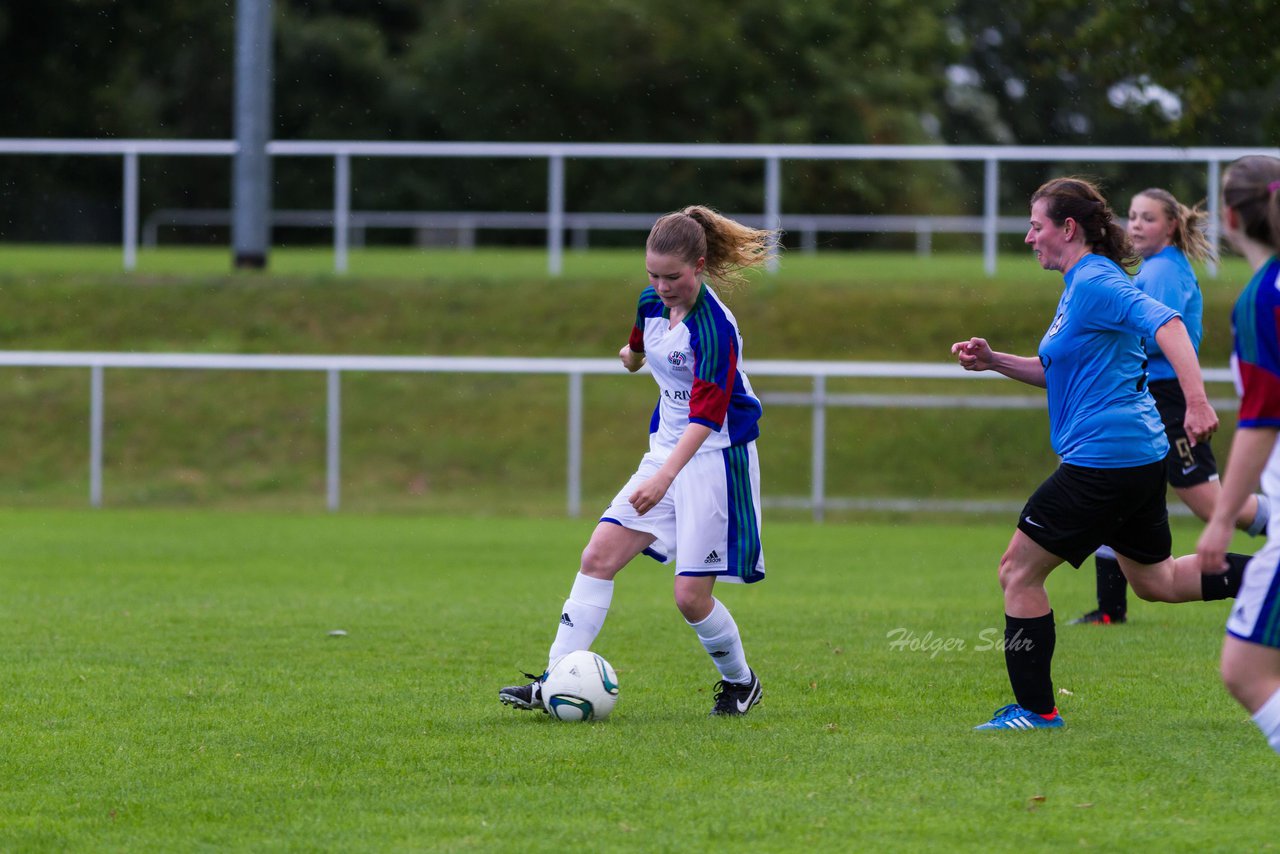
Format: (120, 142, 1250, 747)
(667, 350, 689, 369)
(1048, 312, 1066, 336)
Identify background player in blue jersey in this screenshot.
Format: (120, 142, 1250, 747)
(1073, 188, 1270, 626)
(951, 177, 1252, 731)
(501, 206, 777, 717)
(1197, 155, 1280, 756)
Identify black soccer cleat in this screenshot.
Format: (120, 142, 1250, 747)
(499, 672, 546, 712)
(709, 669, 762, 717)
(1069, 608, 1126, 625)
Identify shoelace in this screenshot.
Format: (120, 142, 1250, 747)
(990, 703, 1024, 721)
(711, 680, 738, 710)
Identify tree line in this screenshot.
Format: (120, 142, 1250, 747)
(1, 0, 1274, 245)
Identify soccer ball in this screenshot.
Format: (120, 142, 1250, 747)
(541, 650, 619, 722)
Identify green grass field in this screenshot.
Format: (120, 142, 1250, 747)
(1, 509, 1273, 851)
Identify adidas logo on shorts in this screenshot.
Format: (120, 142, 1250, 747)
(704, 550, 721, 565)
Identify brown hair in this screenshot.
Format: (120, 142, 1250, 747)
(1222, 155, 1280, 251)
(1031, 177, 1138, 271)
(646, 206, 780, 290)
(1134, 187, 1215, 263)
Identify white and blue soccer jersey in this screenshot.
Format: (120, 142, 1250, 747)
(627, 283, 762, 454)
(1039, 253, 1178, 468)
(610, 283, 765, 583)
(1227, 256, 1280, 648)
(1135, 246, 1202, 382)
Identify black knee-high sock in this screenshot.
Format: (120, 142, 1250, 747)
(1095, 555, 1128, 617)
(1202, 553, 1251, 601)
(1004, 611, 1056, 716)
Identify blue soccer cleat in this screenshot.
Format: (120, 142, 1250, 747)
(973, 703, 1065, 731)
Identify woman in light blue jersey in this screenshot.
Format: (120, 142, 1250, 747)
(1073, 188, 1269, 626)
(951, 176, 1253, 732)
(1197, 154, 1280, 757)
(500, 206, 777, 718)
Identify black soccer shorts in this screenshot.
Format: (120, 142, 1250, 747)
(1016, 460, 1172, 568)
(1148, 379, 1219, 489)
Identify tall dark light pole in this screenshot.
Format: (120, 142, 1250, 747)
(232, 0, 273, 269)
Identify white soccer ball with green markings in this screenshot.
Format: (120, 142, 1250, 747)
(541, 650, 619, 722)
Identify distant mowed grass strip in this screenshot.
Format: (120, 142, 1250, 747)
(0, 246, 1253, 513)
(0, 510, 1272, 850)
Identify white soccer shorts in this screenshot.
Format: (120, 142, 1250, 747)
(1228, 534, 1280, 649)
(600, 442, 764, 583)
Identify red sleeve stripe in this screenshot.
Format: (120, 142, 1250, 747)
(1238, 360, 1280, 425)
(688, 345, 736, 426)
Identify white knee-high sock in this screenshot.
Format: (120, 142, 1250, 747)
(547, 573, 614, 671)
(688, 598, 750, 684)
(1252, 686, 1280, 755)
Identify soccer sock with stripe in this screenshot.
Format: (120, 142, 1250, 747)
(1004, 611, 1057, 716)
(1201, 553, 1251, 601)
(1094, 546, 1127, 617)
(1251, 686, 1280, 755)
(546, 572, 614, 672)
(688, 597, 751, 684)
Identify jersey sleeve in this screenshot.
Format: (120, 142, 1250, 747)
(685, 306, 737, 430)
(1134, 256, 1181, 312)
(628, 287, 663, 353)
(1235, 264, 1280, 427)
(1085, 269, 1179, 338)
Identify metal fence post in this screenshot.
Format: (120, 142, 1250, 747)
(334, 152, 351, 274)
(567, 371, 583, 517)
(1206, 158, 1221, 279)
(90, 365, 104, 507)
(811, 374, 826, 523)
(123, 151, 139, 271)
(326, 369, 341, 510)
(764, 155, 781, 273)
(915, 219, 932, 256)
(983, 157, 999, 277)
(547, 153, 565, 276)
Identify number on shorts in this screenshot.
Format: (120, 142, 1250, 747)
(1174, 437, 1195, 469)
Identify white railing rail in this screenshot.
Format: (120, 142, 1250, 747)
(0, 351, 1236, 520)
(141, 207, 1035, 254)
(4, 139, 1279, 276)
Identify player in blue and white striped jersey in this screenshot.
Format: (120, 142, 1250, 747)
(1197, 155, 1280, 757)
(501, 206, 777, 718)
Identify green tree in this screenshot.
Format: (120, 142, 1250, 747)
(397, 0, 966, 232)
(1076, 0, 1280, 143)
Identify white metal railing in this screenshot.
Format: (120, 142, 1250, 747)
(4, 139, 1280, 276)
(0, 351, 1237, 520)
(141, 207, 1033, 255)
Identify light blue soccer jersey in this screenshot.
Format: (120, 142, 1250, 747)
(1039, 254, 1178, 467)
(1135, 246, 1202, 382)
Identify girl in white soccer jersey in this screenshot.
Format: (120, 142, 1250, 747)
(500, 206, 776, 717)
(1197, 155, 1280, 756)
